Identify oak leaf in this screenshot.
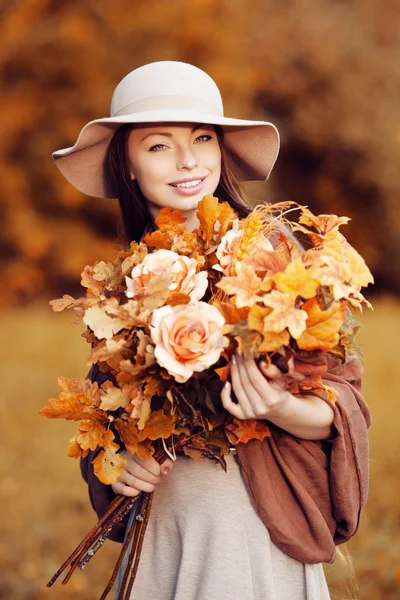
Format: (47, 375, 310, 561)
(49, 294, 82, 313)
(99, 383, 132, 411)
(143, 230, 171, 250)
(39, 376, 106, 421)
(83, 301, 127, 340)
(67, 435, 87, 458)
(92, 431, 126, 484)
(138, 409, 176, 441)
(77, 419, 108, 451)
(114, 419, 141, 455)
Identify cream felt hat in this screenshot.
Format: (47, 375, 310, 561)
(53, 61, 280, 198)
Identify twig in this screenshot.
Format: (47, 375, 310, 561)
(100, 493, 146, 600)
(124, 492, 154, 598)
(46, 495, 125, 587)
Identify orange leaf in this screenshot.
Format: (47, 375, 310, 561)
(155, 207, 187, 229)
(297, 297, 347, 351)
(92, 431, 126, 484)
(143, 230, 170, 250)
(76, 419, 108, 452)
(196, 194, 220, 246)
(114, 419, 141, 455)
(166, 292, 191, 307)
(138, 409, 176, 441)
(226, 418, 271, 444)
(67, 435, 87, 458)
(215, 362, 231, 381)
(39, 376, 105, 421)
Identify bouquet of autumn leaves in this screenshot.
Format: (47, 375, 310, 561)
(40, 195, 373, 599)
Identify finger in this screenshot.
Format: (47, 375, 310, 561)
(120, 471, 157, 494)
(236, 355, 266, 413)
(231, 354, 256, 418)
(242, 358, 275, 398)
(221, 381, 246, 419)
(160, 458, 174, 476)
(124, 460, 162, 485)
(111, 481, 140, 497)
(259, 361, 287, 389)
(132, 455, 162, 477)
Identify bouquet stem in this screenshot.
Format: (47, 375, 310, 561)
(46, 433, 199, 598)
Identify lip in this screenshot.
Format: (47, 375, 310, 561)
(168, 175, 207, 185)
(168, 175, 208, 196)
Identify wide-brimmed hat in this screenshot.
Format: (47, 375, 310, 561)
(53, 61, 280, 198)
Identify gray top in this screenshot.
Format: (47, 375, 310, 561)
(115, 453, 331, 600)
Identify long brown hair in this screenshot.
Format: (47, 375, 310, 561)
(104, 123, 252, 245)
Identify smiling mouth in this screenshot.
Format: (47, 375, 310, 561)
(169, 177, 206, 188)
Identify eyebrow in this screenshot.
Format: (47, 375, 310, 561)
(141, 123, 206, 142)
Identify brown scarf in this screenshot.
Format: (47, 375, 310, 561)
(235, 354, 371, 563)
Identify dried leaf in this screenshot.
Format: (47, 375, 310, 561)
(297, 297, 347, 351)
(273, 257, 320, 299)
(262, 290, 308, 339)
(138, 409, 176, 441)
(226, 418, 271, 444)
(92, 431, 126, 484)
(39, 376, 105, 421)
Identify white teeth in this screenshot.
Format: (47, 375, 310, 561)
(171, 179, 202, 188)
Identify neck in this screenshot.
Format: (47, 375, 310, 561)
(147, 204, 200, 232)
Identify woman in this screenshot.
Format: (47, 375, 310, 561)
(54, 61, 370, 599)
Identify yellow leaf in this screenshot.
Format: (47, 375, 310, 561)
(99, 383, 132, 411)
(262, 290, 308, 339)
(273, 258, 320, 299)
(217, 262, 263, 308)
(258, 330, 290, 352)
(297, 297, 347, 351)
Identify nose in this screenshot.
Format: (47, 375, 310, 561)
(176, 146, 197, 170)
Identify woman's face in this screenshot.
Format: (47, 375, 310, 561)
(126, 122, 221, 215)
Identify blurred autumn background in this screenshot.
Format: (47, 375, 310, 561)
(1, 0, 399, 598)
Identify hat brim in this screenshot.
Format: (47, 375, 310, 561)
(53, 109, 280, 198)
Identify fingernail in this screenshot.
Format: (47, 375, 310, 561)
(161, 466, 171, 475)
(232, 355, 236, 365)
(223, 381, 231, 391)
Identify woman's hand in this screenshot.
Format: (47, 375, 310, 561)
(111, 452, 174, 497)
(221, 352, 336, 440)
(221, 352, 292, 421)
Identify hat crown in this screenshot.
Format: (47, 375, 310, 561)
(110, 61, 224, 118)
